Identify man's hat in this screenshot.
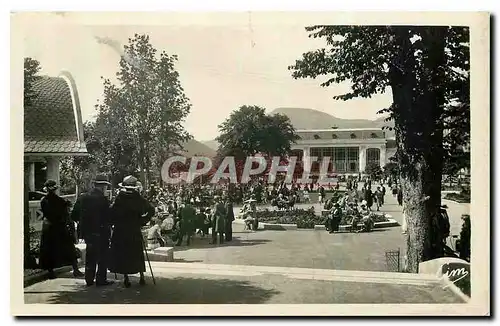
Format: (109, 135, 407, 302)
(43, 179, 58, 192)
(94, 174, 111, 185)
(119, 175, 140, 189)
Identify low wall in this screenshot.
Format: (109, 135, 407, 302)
(235, 217, 399, 231)
(28, 191, 111, 227)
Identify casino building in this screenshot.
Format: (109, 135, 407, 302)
(289, 128, 397, 176)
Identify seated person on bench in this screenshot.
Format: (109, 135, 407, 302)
(148, 218, 166, 248)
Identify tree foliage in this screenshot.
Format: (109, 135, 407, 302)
(216, 105, 299, 160)
(24, 57, 42, 108)
(364, 162, 383, 180)
(383, 162, 399, 180)
(95, 34, 192, 188)
(23, 57, 42, 268)
(289, 26, 470, 272)
(60, 35, 192, 190)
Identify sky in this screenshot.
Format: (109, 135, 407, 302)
(21, 13, 393, 141)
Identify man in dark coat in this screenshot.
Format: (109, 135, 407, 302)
(176, 200, 196, 246)
(397, 186, 403, 206)
(71, 174, 113, 287)
(329, 203, 343, 233)
(364, 186, 374, 210)
(211, 196, 226, 244)
(224, 198, 235, 241)
(458, 214, 471, 261)
(39, 180, 83, 279)
(109, 176, 155, 288)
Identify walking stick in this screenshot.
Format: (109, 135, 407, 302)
(141, 236, 156, 285)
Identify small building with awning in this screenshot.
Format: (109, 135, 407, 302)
(24, 71, 88, 223)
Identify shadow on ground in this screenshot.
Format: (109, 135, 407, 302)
(173, 237, 271, 252)
(172, 258, 204, 263)
(25, 276, 280, 304)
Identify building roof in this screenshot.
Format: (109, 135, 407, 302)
(24, 72, 88, 155)
(296, 127, 383, 133)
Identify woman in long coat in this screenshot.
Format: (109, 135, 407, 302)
(39, 180, 83, 279)
(109, 176, 155, 288)
(211, 196, 226, 244)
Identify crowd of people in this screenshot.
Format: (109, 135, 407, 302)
(145, 192, 240, 249)
(34, 170, 469, 289)
(320, 182, 393, 234)
(35, 171, 409, 287)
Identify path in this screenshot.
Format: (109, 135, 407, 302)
(175, 190, 406, 272)
(179, 185, 469, 272)
(24, 262, 463, 304)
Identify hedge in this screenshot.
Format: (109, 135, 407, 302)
(444, 192, 470, 203)
(256, 207, 389, 229)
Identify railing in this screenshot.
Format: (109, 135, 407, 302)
(28, 191, 111, 231)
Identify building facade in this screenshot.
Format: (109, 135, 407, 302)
(290, 128, 397, 175)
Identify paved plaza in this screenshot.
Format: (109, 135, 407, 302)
(174, 189, 469, 272)
(24, 262, 463, 304)
(24, 189, 469, 304)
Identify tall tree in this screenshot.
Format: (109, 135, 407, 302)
(24, 57, 41, 108)
(215, 105, 299, 182)
(24, 57, 42, 268)
(216, 105, 299, 159)
(290, 26, 470, 272)
(60, 122, 111, 195)
(98, 34, 192, 188)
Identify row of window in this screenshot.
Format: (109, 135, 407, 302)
(308, 132, 381, 140)
(291, 147, 381, 173)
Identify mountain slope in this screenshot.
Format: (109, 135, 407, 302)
(180, 139, 217, 157)
(270, 107, 394, 130)
(200, 139, 220, 151)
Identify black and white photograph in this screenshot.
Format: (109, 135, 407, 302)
(10, 11, 489, 316)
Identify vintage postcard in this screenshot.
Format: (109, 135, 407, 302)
(11, 11, 490, 316)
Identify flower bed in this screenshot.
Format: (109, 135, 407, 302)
(444, 192, 470, 203)
(256, 208, 390, 229)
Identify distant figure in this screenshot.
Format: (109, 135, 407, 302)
(318, 185, 325, 204)
(224, 198, 235, 241)
(176, 200, 196, 246)
(364, 187, 374, 210)
(329, 203, 342, 234)
(147, 218, 166, 248)
(397, 186, 403, 206)
(212, 196, 226, 244)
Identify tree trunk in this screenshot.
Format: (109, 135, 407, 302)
(137, 138, 147, 188)
(389, 27, 447, 273)
(144, 142, 152, 190)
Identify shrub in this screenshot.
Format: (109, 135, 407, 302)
(29, 226, 41, 258)
(256, 208, 388, 229)
(444, 191, 470, 203)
